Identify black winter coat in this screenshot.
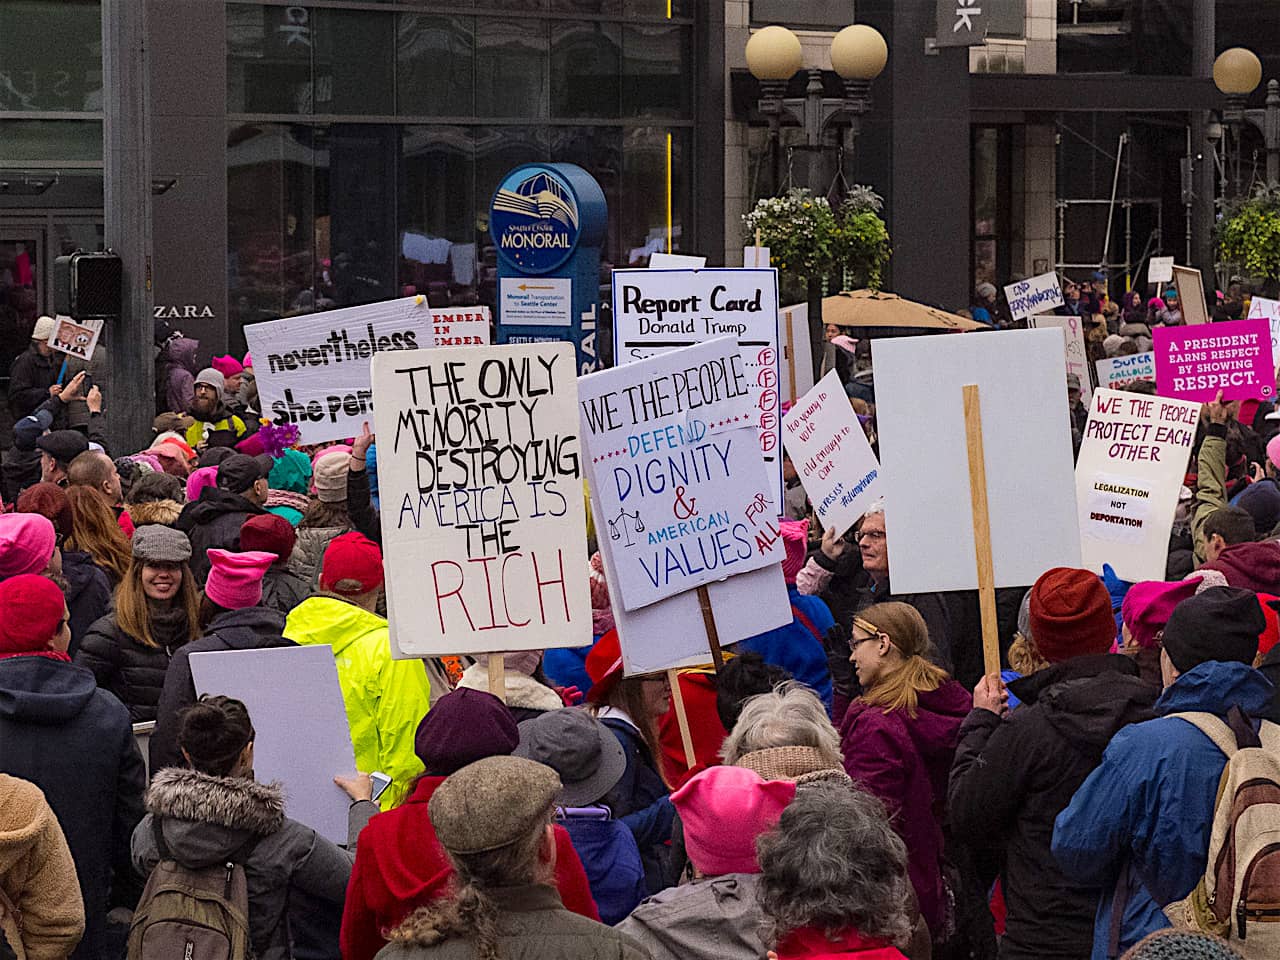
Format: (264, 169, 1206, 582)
(62, 551, 113, 658)
(947, 655, 1157, 960)
(74, 605, 194, 723)
(0, 445, 40, 504)
(259, 563, 311, 617)
(7, 345, 58, 420)
(174, 487, 266, 583)
(149, 606, 290, 775)
(0, 656, 146, 960)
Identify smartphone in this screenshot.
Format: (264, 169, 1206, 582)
(370, 771, 392, 803)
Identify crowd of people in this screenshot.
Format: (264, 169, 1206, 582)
(1, 307, 1278, 960)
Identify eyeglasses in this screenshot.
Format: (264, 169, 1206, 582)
(849, 617, 888, 650)
(855, 529, 886, 543)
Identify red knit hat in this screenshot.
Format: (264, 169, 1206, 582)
(240, 514, 296, 563)
(320, 532, 384, 596)
(585, 629, 625, 704)
(1028, 567, 1116, 663)
(0, 574, 67, 654)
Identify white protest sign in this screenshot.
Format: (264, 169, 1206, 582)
(612, 267, 783, 506)
(779, 303, 815, 404)
(1149, 256, 1174, 285)
(743, 246, 771, 268)
(48, 315, 102, 361)
(372, 342, 591, 656)
(1075, 388, 1201, 582)
(649, 253, 707, 269)
(782, 370, 881, 536)
(1248, 297, 1280, 363)
(1031, 314, 1093, 407)
(873, 328, 1081, 592)
(1004, 271, 1065, 322)
(578, 336, 785, 611)
(189, 646, 355, 845)
(245, 295, 433, 445)
(430, 306, 492, 347)
(1096, 352, 1156, 390)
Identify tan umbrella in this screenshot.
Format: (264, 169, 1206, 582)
(821, 289, 986, 331)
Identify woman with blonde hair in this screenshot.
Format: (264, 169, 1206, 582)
(64, 486, 131, 585)
(839, 601, 970, 942)
(75, 525, 201, 722)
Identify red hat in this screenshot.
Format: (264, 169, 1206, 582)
(16, 483, 72, 541)
(1029, 567, 1116, 664)
(0, 574, 66, 654)
(1121, 578, 1200, 649)
(780, 518, 809, 584)
(205, 549, 277, 609)
(320, 532, 384, 596)
(240, 514, 296, 563)
(585, 629, 625, 704)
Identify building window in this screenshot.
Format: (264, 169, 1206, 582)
(971, 125, 1011, 294)
(0, 0, 102, 112)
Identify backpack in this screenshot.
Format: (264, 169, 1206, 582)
(1163, 709, 1280, 958)
(0, 885, 24, 960)
(127, 819, 260, 960)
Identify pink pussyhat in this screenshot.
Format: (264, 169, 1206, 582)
(210, 355, 243, 378)
(205, 548, 277, 609)
(186, 466, 218, 502)
(1121, 578, 1200, 649)
(242, 352, 253, 370)
(671, 765, 796, 876)
(780, 518, 809, 585)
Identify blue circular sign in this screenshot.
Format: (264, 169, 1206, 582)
(489, 166, 581, 274)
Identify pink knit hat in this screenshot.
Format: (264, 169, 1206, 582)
(1268, 434, 1280, 473)
(210, 355, 244, 378)
(1121, 578, 1201, 649)
(780, 518, 809, 584)
(0, 513, 57, 578)
(205, 548, 277, 609)
(186, 466, 219, 502)
(670, 765, 796, 876)
(242, 353, 253, 369)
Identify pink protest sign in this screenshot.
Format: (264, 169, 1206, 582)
(1153, 318, 1276, 403)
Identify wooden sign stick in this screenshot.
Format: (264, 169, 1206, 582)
(754, 228, 763, 266)
(487, 655, 506, 703)
(695, 584, 726, 671)
(784, 308, 798, 405)
(962, 384, 1002, 678)
(667, 669, 697, 770)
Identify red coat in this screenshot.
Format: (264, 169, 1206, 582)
(339, 776, 599, 960)
(657, 669, 727, 789)
(776, 928, 907, 959)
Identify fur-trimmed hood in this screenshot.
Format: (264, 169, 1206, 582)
(146, 768, 286, 867)
(457, 663, 563, 713)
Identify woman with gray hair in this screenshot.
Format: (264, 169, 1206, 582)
(757, 782, 912, 959)
(720, 682, 848, 785)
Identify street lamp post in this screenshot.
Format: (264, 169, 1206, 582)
(1213, 47, 1262, 196)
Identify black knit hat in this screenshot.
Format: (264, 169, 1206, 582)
(1162, 586, 1263, 674)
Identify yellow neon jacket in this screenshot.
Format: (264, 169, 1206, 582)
(283, 596, 430, 810)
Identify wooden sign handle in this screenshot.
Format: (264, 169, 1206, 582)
(695, 584, 725, 671)
(667, 669, 697, 770)
(962, 385, 1002, 679)
(784, 309, 798, 406)
(487, 656, 506, 703)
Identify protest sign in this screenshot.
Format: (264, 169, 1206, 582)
(1031, 314, 1092, 406)
(1149, 256, 1174, 285)
(612, 267, 782, 504)
(1247, 296, 1280, 366)
(779, 303, 815, 404)
(578, 336, 786, 611)
(1173, 265, 1210, 325)
(649, 253, 706, 268)
(372, 342, 592, 656)
(1096, 351, 1156, 390)
(743, 246, 770, 268)
(1075, 388, 1201, 582)
(872, 328, 1081, 593)
(430, 306, 491, 347)
(1004, 271, 1064, 322)
(782, 370, 881, 536)
(1153, 318, 1276, 403)
(189, 645, 355, 844)
(48, 315, 101, 361)
(245, 295, 433, 444)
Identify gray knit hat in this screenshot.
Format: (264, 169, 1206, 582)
(131, 524, 192, 564)
(428, 756, 560, 855)
(1120, 929, 1242, 959)
(194, 368, 225, 393)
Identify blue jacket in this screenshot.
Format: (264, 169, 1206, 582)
(598, 715, 675, 895)
(560, 813, 647, 925)
(737, 586, 835, 709)
(544, 641, 594, 697)
(1051, 660, 1275, 959)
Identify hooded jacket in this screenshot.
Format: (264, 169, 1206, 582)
(840, 680, 971, 937)
(60, 551, 112, 659)
(284, 596, 431, 809)
(615, 873, 763, 960)
(339, 776, 599, 960)
(1199, 539, 1280, 594)
(132, 768, 374, 960)
(174, 487, 266, 583)
(948, 655, 1157, 960)
(75, 604, 194, 724)
(7, 346, 58, 421)
(259, 563, 310, 618)
(0, 656, 145, 960)
(182, 405, 247, 450)
(1052, 660, 1276, 959)
(149, 606, 290, 775)
(157, 337, 198, 416)
(0, 775, 85, 960)
(597, 713, 676, 896)
(455, 662, 562, 724)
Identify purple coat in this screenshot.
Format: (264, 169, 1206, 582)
(840, 680, 971, 936)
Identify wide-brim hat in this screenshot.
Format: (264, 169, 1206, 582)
(513, 709, 626, 808)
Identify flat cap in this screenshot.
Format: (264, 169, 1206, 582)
(428, 756, 560, 855)
(131, 524, 192, 564)
(35, 430, 89, 465)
